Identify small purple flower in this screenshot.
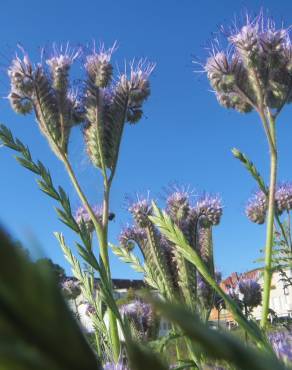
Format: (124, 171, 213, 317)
(238, 278, 262, 309)
(74, 204, 102, 232)
(128, 196, 152, 228)
(269, 331, 292, 362)
(195, 194, 223, 227)
(275, 183, 292, 214)
(119, 224, 147, 251)
(245, 190, 267, 224)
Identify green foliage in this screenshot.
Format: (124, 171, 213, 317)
(0, 229, 101, 370)
(147, 296, 287, 370)
(149, 202, 270, 349)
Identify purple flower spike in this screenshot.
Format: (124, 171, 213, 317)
(245, 190, 267, 224)
(238, 278, 262, 309)
(195, 194, 223, 227)
(275, 183, 292, 214)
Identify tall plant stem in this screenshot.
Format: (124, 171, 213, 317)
(60, 152, 120, 361)
(101, 183, 121, 362)
(260, 112, 277, 329)
(60, 152, 103, 242)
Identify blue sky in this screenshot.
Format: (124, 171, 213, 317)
(0, 0, 292, 279)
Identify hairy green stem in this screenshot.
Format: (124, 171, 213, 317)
(260, 113, 277, 329)
(60, 152, 120, 361)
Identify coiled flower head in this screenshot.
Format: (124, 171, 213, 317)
(8, 45, 83, 156)
(118, 60, 155, 124)
(166, 189, 191, 223)
(238, 278, 262, 308)
(195, 194, 223, 227)
(245, 190, 267, 224)
(275, 183, 292, 214)
(46, 44, 80, 92)
(119, 224, 147, 251)
(205, 11, 292, 112)
(128, 196, 153, 228)
(85, 43, 115, 88)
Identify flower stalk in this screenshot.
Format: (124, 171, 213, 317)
(260, 112, 277, 329)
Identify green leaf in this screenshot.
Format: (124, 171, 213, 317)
(232, 148, 267, 194)
(0, 229, 101, 370)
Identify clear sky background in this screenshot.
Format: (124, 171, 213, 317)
(0, 0, 292, 279)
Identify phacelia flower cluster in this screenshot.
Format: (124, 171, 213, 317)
(245, 190, 267, 224)
(120, 300, 158, 341)
(119, 224, 147, 251)
(269, 331, 292, 363)
(238, 278, 262, 309)
(84, 50, 154, 170)
(166, 190, 190, 223)
(74, 204, 103, 232)
(195, 194, 223, 227)
(246, 183, 292, 224)
(8, 45, 83, 156)
(8, 43, 154, 168)
(128, 197, 153, 228)
(205, 13, 292, 113)
(275, 183, 292, 214)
